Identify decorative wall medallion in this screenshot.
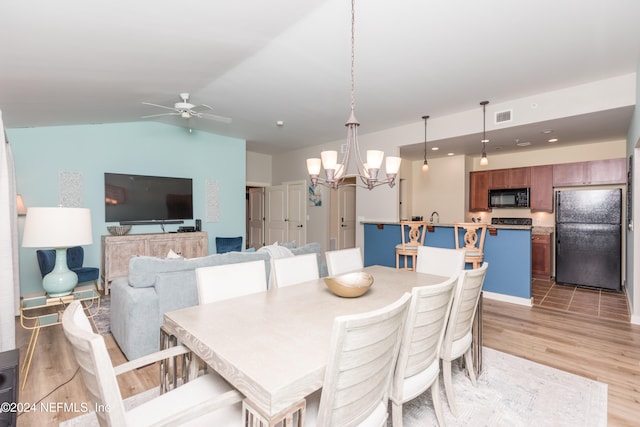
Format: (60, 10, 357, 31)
(59, 171, 83, 207)
(206, 180, 220, 222)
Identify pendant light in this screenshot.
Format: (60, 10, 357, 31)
(480, 101, 489, 166)
(421, 115, 430, 172)
(306, 0, 401, 190)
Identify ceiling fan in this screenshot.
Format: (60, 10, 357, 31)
(141, 93, 232, 124)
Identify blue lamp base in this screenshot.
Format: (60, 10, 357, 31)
(42, 248, 78, 297)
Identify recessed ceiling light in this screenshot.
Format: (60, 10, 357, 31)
(431, 147, 439, 151)
(516, 141, 531, 147)
(276, 120, 284, 127)
(548, 138, 559, 143)
(542, 129, 554, 134)
(447, 152, 454, 156)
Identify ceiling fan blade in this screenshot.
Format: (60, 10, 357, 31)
(196, 104, 216, 111)
(196, 112, 233, 124)
(141, 102, 178, 112)
(141, 112, 180, 119)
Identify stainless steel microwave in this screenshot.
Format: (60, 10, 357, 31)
(488, 188, 530, 208)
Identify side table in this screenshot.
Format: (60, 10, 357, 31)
(19, 284, 100, 390)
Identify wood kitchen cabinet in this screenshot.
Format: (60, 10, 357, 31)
(531, 233, 551, 280)
(490, 167, 530, 189)
(530, 165, 554, 212)
(469, 171, 490, 212)
(101, 232, 208, 294)
(553, 158, 626, 187)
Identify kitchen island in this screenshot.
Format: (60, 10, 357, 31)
(363, 222, 532, 304)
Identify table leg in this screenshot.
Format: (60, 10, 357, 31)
(242, 398, 305, 427)
(160, 327, 178, 394)
(20, 325, 40, 390)
(471, 292, 483, 377)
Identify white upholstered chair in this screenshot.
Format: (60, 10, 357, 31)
(325, 247, 363, 276)
(195, 260, 267, 304)
(62, 300, 243, 427)
(390, 276, 457, 426)
(415, 246, 466, 279)
(440, 262, 488, 416)
(272, 253, 319, 287)
(305, 293, 412, 427)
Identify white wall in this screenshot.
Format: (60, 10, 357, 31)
(247, 151, 272, 186)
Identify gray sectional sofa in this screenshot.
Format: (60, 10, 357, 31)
(110, 242, 327, 360)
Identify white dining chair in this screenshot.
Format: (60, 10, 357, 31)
(390, 276, 457, 427)
(272, 253, 319, 287)
(62, 301, 243, 427)
(440, 262, 488, 416)
(415, 246, 466, 279)
(195, 260, 267, 304)
(325, 247, 363, 276)
(305, 293, 412, 426)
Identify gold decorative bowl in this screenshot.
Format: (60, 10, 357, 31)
(107, 225, 132, 236)
(323, 272, 374, 298)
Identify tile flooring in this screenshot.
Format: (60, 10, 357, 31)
(531, 279, 630, 322)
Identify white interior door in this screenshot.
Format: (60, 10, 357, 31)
(265, 185, 287, 245)
(287, 182, 307, 246)
(338, 185, 356, 249)
(248, 187, 264, 249)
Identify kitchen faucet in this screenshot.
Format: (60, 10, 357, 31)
(429, 211, 439, 223)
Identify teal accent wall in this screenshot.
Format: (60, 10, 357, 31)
(9, 122, 246, 296)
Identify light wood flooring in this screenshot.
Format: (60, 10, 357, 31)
(13, 297, 640, 426)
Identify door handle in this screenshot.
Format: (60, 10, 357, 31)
(297, 225, 303, 228)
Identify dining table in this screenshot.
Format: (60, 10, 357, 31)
(161, 264, 481, 426)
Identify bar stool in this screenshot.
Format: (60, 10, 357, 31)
(395, 220, 427, 270)
(454, 222, 488, 269)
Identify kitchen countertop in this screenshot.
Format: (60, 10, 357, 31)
(532, 226, 554, 235)
(360, 220, 532, 230)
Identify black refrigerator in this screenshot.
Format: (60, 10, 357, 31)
(555, 188, 621, 291)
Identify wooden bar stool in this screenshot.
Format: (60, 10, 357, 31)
(395, 220, 427, 270)
(454, 222, 488, 269)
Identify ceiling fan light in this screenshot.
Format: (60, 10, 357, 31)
(181, 111, 191, 119)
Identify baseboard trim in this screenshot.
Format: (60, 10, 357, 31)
(483, 291, 533, 307)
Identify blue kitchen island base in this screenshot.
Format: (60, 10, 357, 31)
(363, 222, 532, 303)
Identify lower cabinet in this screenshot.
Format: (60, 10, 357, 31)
(101, 232, 208, 294)
(531, 233, 551, 280)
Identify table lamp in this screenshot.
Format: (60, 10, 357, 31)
(22, 207, 93, 297)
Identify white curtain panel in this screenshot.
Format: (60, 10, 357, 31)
(0, 110, 18, 351)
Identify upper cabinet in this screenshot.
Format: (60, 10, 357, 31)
(469, 171, 490, 212)
(530, 165, 553, 212)
(553, 158, 626, 187)
(490, 167, 530, 189)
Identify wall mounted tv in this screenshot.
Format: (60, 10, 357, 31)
(105, 173, 193, 225)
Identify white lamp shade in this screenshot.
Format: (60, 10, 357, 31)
(320, 151, 338, 170)
(22, 207, 93, 248)
(366, 150, 384, 169)
(385, 156, 402, 174)
(307, 158, 322, 175)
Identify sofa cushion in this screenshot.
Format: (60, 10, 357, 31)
(290, 242, 328, 278)
(128, 251, 271, 288)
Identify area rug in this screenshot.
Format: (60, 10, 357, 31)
(87, 295, 110, 335)
(60, 347, 606, 427)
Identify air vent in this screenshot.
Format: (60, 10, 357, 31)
(340, 143, 348, 153)
(495, 109, 512, 124)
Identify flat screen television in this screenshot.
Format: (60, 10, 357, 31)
(105, 173, 193, 224)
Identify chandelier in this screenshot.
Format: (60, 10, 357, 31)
(306, 0, 401, 190)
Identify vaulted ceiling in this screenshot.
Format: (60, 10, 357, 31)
(1, 0, 639, 159)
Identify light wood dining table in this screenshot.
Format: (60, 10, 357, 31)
(162, 265, 460, 425)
